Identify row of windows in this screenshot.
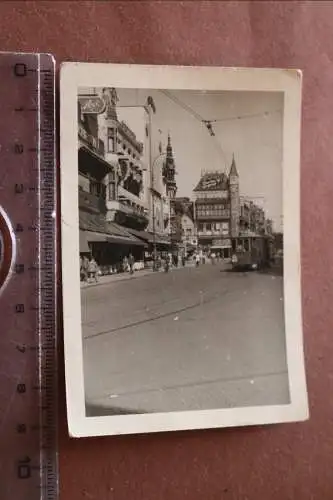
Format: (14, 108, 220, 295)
(108, 128, 139, 161)
(197, 211, 229, 217)
(90, 180, 106, 198)
(198, 222, 229, 232)
(197, 203, 229, 210)
(79, 174, 107, 199)
(195, 191, 229, 199)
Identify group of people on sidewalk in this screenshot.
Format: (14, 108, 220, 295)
(80, 253, 136, 283)
(80, 249, 225, 284)
(122, 254, 135, 275)
(80, 255, 100, 283)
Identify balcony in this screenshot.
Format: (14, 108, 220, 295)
(117, 186, 147, 209)
(107, 200, 147, 217)
(78, 123, 105, 157)
(106, 197, 148, 230)
(79, 189, 106, 215)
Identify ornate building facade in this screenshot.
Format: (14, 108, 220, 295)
(193, 155, 272, 258)
(193, 165, 234, 258)
(77, 88, 147, 272)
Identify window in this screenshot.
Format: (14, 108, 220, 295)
(108, 182, 116, 200)
(90, 180, 104, 197)
(206, 223, 212, 231)
(221, 221, 229, 235)
(107, 128, 117, 153)
(199, 223, 204, 231)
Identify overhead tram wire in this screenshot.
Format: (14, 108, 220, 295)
(160, 89, 205, 123)
(160, 91, 282, 174)
(205, 108, 282, 123)
(160, 89, 229, 169)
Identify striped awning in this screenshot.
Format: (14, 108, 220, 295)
(79, 211, 145, 247)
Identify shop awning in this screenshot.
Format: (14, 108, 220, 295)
(107, 223, 145, 246)
(79, 231, 91, 253)
(126, 228, 152, 243)
(127, 228, 171, 246)
(106, 234, 145, 246)
(79, 211, 145, 246)
(85, 231, 107, 243)
(83, 229, 145, 247)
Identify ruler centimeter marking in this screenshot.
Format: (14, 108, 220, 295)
(0, 53, 58, 500)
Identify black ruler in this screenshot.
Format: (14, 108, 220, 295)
(0, 53, 58, 500)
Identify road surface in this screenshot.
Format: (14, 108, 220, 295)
(81, 263, 290, 415)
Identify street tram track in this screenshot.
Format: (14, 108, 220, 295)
(83, 286, 233, 340)
(87, 369, 289, 405)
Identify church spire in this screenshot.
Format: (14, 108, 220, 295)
(163, 133, 177, 198)
(166, 133, 173, 158)
(229, 153, 238, 177)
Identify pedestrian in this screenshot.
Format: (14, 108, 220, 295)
(82, 256, 89, 282)
(211, 252, 216, 265)
(182, 253, 186, 267)
(128, 253, 135, 275)
(123, 255, 128, 273)
(88, 256, 99, 283)
(164, 254, 170, 273)
(195, 253, 200, 267)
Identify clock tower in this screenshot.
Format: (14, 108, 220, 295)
(229, 154, 240, 240)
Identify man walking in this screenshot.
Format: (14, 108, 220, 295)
(88, 256, 99, 283)
(128, 253, 135, 275)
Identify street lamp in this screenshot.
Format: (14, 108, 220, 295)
(115, 100, 159, 265)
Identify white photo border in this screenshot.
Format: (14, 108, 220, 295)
(60, 63, 308, 437)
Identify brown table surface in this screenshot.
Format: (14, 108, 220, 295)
(1, 1, 332, 499)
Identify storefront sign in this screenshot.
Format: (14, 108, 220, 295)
(78, 96, 106, 114)
(214, 238, 231, 248)
(202, 179, 217, 189)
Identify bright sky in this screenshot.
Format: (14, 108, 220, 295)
(116, 88, 284, 232)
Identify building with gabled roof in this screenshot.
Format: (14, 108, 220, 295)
(193, 159, 238, 258)
(193, 155, 273, 262)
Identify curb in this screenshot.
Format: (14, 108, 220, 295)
(81, 264, 195, 290)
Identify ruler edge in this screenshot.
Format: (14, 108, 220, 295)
(0, 51, 59, 499)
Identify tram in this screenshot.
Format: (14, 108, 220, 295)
(231, 235, 272, 272)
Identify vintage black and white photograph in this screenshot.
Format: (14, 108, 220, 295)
(60, 64, 308, 437)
